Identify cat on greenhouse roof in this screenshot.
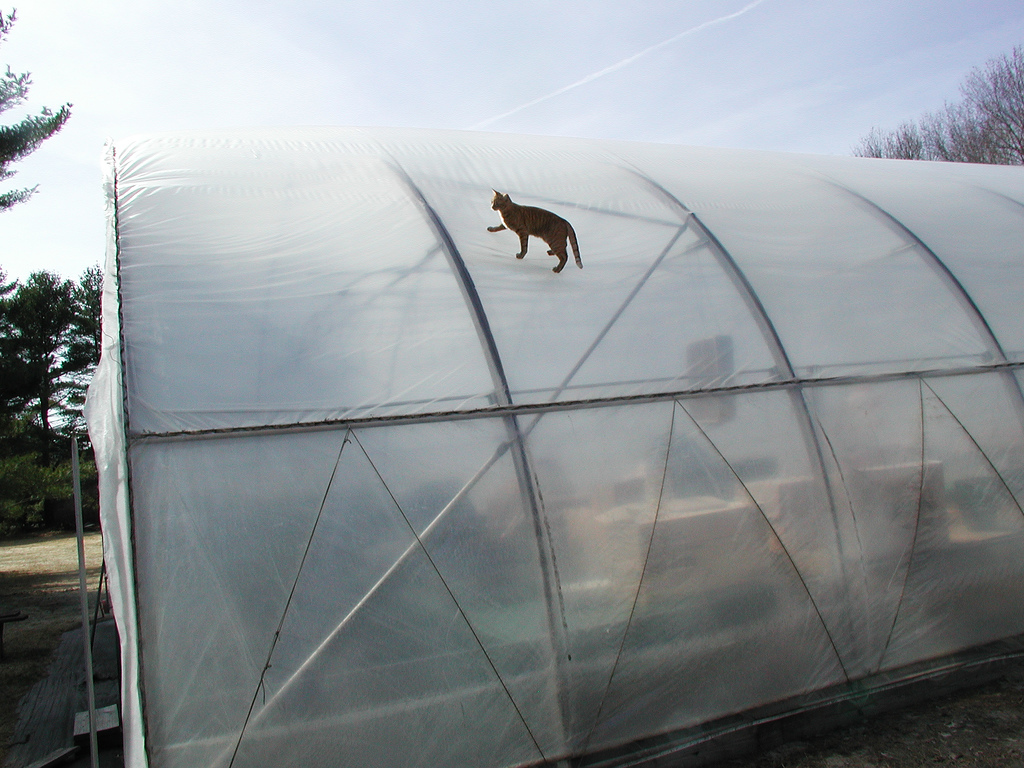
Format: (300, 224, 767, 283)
(487, 190, 582, 273)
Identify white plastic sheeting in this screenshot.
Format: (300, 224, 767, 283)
(85, 127, 1024, 768)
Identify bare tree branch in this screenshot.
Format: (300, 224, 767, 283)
(853, 45, 1024, 165)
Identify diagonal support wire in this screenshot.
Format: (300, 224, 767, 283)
(579, 402, 678, 755)
(878, 380, 928, 669)
(221, 431, 548, 765)
(874, 363, 1024, 670)
(922, 380, 1024, 522)
(618, 162, 857, 673)
(350, 432, 547, 757)
(227, 430, 352, 768)
(680, 402, 851, 678)
(545, 225, 691, 404)
(582, 399, 852, 751)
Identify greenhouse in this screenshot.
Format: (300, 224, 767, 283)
(86, 126, 1024, 768)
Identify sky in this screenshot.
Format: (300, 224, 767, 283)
(1, 0, 1022, 282)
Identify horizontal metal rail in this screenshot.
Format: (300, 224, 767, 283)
(129, 360, 1024, 444)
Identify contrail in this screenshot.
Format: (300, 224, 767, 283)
(469, 0, 770, 131)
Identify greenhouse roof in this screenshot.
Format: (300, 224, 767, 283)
(106, 127, 1024, 436)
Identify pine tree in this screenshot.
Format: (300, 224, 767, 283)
(0, 9, 71, 209)
(0, 266, 101, 533)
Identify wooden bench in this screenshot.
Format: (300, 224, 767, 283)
(0, 609, 28, 659)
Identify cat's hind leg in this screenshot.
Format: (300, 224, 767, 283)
(552, 249, 568, 273)
(547, 234, 568, 272)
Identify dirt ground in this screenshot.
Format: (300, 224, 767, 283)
(720, 668, 1024, 767)
(0, 530, 103, 767)
(2, 532, 1024, 768)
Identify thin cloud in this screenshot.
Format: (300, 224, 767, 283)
(469, 0, 771, 131)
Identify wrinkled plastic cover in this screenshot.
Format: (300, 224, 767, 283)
(86, 127, 1024, 768)
(82, 143, 146, 767)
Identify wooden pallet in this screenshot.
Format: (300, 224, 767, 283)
(4, 632, 83, 768)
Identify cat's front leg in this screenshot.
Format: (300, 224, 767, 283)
(487, 224, 506, 232)
(516, 232, 529, 258)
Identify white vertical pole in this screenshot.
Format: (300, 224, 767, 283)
(74, 436, 100, 768)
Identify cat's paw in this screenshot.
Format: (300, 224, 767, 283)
(516, 253, 526, 259)
(487, 226, 502, 232)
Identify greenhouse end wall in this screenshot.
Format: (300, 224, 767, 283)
(86, 126, 1024, 768)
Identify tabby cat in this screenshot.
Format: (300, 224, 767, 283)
(487, 191, 582, 273)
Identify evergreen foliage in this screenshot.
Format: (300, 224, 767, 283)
(0, 9, 71, 209)
(0, 266, 100, 535)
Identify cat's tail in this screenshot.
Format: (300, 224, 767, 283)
(567, 223, 582, 269)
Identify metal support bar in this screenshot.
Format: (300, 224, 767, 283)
(387, 161, 572, 759)
(822, 178, 1024, 426)
(73, 437, 100, 768)
(618, 164, 853, 678)
(824, 180, 1010, 363)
